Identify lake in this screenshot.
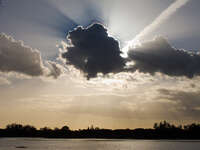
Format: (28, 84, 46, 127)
(0, 138, 199, 150)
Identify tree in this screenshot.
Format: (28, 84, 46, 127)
(61, 125, 70, 131)
(154, 123, 158, 129)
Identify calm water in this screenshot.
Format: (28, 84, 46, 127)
(0, 138, 200, 150)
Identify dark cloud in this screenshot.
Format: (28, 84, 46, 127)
(0, 33, 62, 78)
(62, 23, 200, 79)
(62, 23, 125, 79)
(127, 37, 200, 78)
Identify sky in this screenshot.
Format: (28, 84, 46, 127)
(0, 0, 200, 129)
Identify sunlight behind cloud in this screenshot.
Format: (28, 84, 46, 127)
(1, 0, 200, 131)
(123, 0, 190, 55)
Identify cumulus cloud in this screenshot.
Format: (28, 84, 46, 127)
(46, 61, 63, 79)
(0, 33, 62, 78)
(127, 36, 200, 78)
(62, 23, 125, 79)
(61, 23, 200, 79)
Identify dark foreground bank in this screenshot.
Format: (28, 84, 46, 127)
(1, 121, 200, 139)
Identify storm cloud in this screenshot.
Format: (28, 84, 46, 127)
(0, 33, 62, 78)
(62, 23, 125, 79)
(127, 36, 200, 78)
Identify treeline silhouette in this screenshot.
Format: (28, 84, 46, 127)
(1, 121, 200, 139)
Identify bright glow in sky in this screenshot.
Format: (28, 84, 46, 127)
(1, 0, 200, 129)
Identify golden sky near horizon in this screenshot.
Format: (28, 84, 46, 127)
(1, 0, 200, 129)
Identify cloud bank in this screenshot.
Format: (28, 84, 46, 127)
(127, 36, 200, 78)
(62, 23, 200, 79)
(0, 33, 62, 78)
